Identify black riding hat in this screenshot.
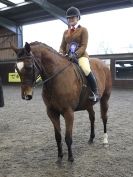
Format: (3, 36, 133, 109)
(66, 6, 81, 20)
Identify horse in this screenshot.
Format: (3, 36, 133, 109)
(12, 41, 112, 162)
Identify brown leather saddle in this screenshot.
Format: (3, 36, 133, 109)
(72, 63, 93, 111)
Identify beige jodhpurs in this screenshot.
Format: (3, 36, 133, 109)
(78, 57, 91, 76)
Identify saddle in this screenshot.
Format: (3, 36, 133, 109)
(72, 63, 93, 110)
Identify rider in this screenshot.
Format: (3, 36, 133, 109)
(59, 6, 100, 102)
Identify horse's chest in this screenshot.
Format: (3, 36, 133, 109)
(42, 89, 62, 110)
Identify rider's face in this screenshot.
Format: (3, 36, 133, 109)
(67, 16, 79, 27)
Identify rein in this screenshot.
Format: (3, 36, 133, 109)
(31, 54, 72, 85)
(42, 62, 72, 84)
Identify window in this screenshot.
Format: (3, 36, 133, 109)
(115, 60, 133, 80)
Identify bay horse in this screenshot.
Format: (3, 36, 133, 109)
(12, 41, 112, 162)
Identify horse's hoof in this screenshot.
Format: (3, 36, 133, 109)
(56, 157, 63, 164)
(68, 156, 74, 162)
(88, 139, 94, 144)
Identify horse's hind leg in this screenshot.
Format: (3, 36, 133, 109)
(87, 106, 95, 143)
(47, 108, 63, 162)
(100, 92, 110, 146)
(63, 108, 74, 162)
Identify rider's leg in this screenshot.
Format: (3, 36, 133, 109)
(86, 72, 100, 102)
(78, 57, 100, 102)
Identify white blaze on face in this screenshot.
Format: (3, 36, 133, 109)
(17, 62, 24, 71)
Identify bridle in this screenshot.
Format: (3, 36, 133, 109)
(15, 54, 38, 87)
(16, 52, 72, 87)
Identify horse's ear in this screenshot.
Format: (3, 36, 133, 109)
(9, 42, 18, 54)
(25, 42, 31, 53)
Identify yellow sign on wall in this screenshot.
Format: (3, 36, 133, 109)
(8, 73, 21, 82)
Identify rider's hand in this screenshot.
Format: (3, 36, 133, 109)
(69, 53, 76, 59)
(69, 53, 78, 64)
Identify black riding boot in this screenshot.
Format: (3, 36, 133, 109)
(86, 72, 100, 102)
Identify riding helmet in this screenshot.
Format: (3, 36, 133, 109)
(66, 6, 81, 20)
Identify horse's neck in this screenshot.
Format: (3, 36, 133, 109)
(32, 46, 67, 76)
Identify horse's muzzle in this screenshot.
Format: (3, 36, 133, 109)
(21, 85, 33, 100)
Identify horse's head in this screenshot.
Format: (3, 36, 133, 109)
(12, 42, 36, 100)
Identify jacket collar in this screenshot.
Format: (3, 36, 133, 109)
(74, 23, 80, 29)
(70, 23, 81, 29)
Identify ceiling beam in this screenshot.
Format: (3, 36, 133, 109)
(0, 0, 15, 6)
(0, 15, 18, 33)
(0, 1, 32, 12)
(31, 0, 67, 24)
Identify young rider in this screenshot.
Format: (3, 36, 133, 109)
(59, 6, 100, 102)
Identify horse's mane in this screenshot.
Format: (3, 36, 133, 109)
(29, 41, 61, 57)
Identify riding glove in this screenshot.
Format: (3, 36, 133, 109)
(69, 53, 78, 64)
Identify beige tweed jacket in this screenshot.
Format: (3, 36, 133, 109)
(59, 25, 89, 58)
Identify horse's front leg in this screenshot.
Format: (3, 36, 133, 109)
(63, 108, 74, 162)
(47, 108, 63, 162)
